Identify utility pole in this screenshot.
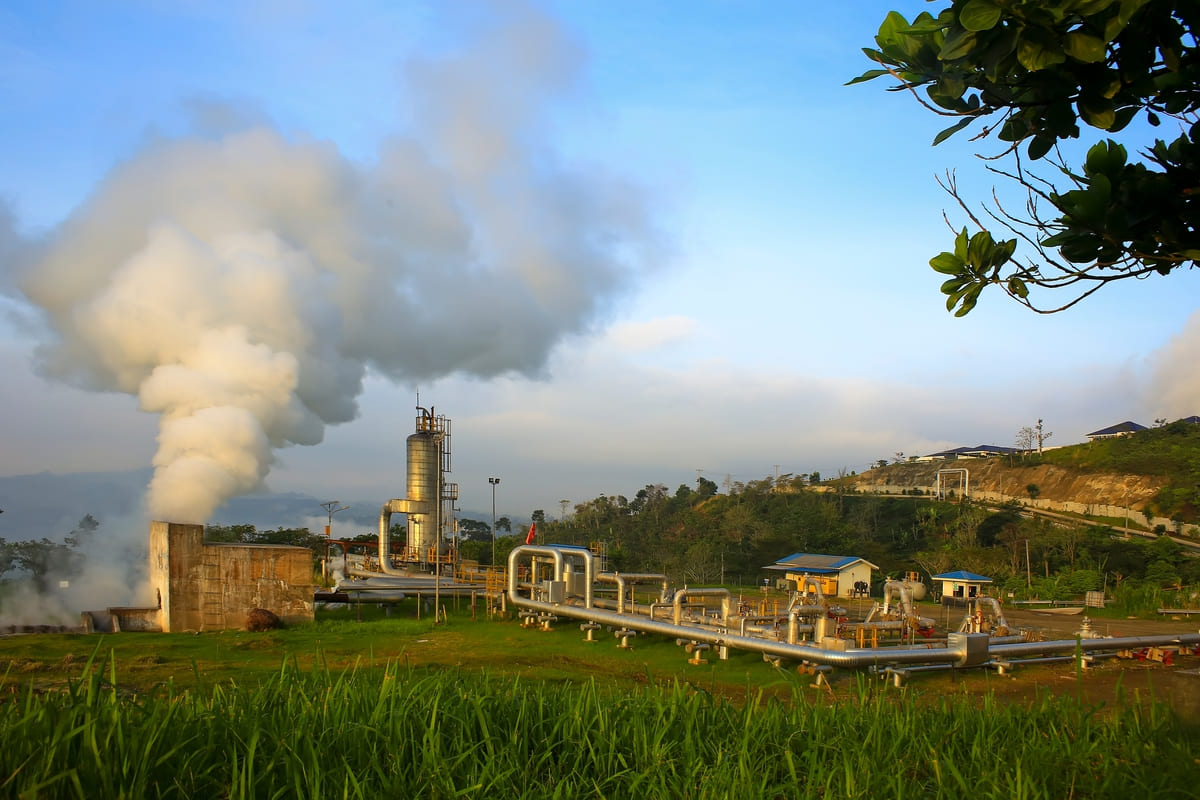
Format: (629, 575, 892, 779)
(321, 501, 349, 538)
(1025, 539, 1032, 588)
(489, 477, 501, 566)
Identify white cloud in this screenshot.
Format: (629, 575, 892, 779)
(606, 315, 697, 353)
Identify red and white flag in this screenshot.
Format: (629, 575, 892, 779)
(524, 522, 537, 545)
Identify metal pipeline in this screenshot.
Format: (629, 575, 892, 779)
(882, 580, 936, 629)
(519, 545, 596, 608)
(958, 596, 1012, 633)
(791, 575, 827, 604)
(507, 547, 967, 668)
(506, 545, 1200, 672)
(987, 633, 1200, 659)
(672, 587, 732, 626)
(596, 572, 669, 614)
(377, 499, 432, 576)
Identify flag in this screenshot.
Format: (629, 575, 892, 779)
(524, 522, 537, 545)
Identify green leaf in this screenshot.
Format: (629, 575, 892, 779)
(941, 277, 969, 295)
(1063, 32, 1106, 63)
(991, 238, 1018, 268)
(954, 227, 970, 259)
(1007, 276, 1029, 299)
(1027, 134, 1055, 160)
(998, 117, 1032, 142)
(939, 26, 978, 61)
(1078, 98, 1116, 129)
(846, 68, 891, 86)
(1084, 139, 1127, 176)
(876, 10, 912, 44)
(933, 117, 974, 145)
(954, 285, 983, 316)
(1074, 0, 1119, 14)
(959, 0, 1002, 32)
(930, 252, 966, 275)
(1017, 33, 1067, 71)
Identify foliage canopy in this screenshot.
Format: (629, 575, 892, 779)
(853, 0, 1199, 315)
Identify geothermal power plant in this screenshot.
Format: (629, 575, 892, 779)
(85, 405, 1200, 685)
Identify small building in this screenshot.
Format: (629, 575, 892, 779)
(763, 553, 878, 598)
(1086, 421, 1147, 441)
(932, 570, 992, 604)
(921, 444, 1020, 460)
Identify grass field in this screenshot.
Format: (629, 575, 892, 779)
(2, 601, 1199, 798)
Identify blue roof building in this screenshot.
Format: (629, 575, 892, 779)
(932, 570, 992, 603)
(764, 553, 879, 598)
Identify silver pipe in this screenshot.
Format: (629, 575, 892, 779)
(557, 547, 595, 608)
(790, 576, 826, 605)
(882, 580, 936, 629)
(377, 499, 430, 576)
(507, 547, 964, 668)
(506, 545, 1200, 671)
(976, 596, 1009, 630)
(988, 633, 1200, 659)
(597, 572, 669, 614)
(672, 587, 731, 626)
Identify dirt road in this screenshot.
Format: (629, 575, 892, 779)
(886, 604, 1200, 711)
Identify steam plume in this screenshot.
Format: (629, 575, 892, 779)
(12, 3, 659, 523)
(1149, 309, 1200, 420)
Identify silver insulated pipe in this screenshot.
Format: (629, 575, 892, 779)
(506, 544, 1200, 673)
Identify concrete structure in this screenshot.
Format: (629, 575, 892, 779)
(933, 570, 993, 604)
(763, 553, 878, 598)
(150, 521, 314, 632)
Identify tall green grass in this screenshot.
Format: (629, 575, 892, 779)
(1, 652, 1196, 799)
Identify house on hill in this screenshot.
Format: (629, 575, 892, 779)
(1086, 421, 1147, 441)
(763, 553, 878, 598)
(917, 444, 1020, 461)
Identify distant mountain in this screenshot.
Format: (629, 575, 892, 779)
(0, 469, 153, 539)
(0, 469, 491, 540)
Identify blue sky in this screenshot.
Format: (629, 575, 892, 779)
(2, 0, 1198, 531)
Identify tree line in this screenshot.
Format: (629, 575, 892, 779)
(458, 476, 1198, 599)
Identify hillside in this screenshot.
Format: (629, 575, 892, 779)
(851, 458, 1164, 509)
(846, 420, 1200, 535)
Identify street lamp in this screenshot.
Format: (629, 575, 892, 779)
(489, 477, 501, 566)
(321, 501, 350, 538)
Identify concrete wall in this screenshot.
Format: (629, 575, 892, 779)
(150, 520, 314, 632)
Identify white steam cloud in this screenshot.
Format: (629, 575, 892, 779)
(11, 3, 661, 523)
(1150, 308, 1200, 420)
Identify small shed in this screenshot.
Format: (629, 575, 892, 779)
(932, 570, 992, 604)
(763, 553, 878, 598)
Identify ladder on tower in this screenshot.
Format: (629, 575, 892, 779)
(200, 555, 224, 631)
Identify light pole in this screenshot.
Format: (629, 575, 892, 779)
(321, 501, 349, 538)
(489, 477, 501, 566)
